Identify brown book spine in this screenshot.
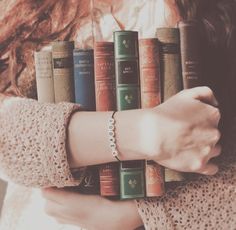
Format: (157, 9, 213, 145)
(95, 42, 119, 198)
(94, 42, 116, 111)
(156, 28, 182, 101)
(139, 38, 161, 108)
(179, 20, 202, 88)
(52, 41, 75, 103)
(34, 51, 55, 103)
(156, 28, 184, 182)
(139, 38, 164, 197)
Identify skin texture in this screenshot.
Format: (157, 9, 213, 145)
(68, 87, 221, 175)
(43, 87, 221, 229)
(42, 188, 143, 230)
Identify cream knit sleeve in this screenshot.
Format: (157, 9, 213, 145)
(0, 96, 85, 188)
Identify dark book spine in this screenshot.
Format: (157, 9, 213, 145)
(34, 50, 55, 103)
(139, 38, 161, 108)
(73, 49, 96, 111)
(73, 50, 98, 195)
(139, 38, 165, 197)
(52, 41, 75, 103)
(120, 160, 145, 199)
(179, 20, 202, 88)
(114, 31, 145, 199)
(72, 165, 100, 195)
(94, 41, 120, 198)
(114, 31, 141, 111)
(156, 28, 185, 182)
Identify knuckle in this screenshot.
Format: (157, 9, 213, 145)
(202, 86, 213, 95)
(213, 145, 222, 156)
(177, 89, 186, 97)
(212, 108, 221, 121)
(191, 159, 204, 171)
(212, 129, 221, 143)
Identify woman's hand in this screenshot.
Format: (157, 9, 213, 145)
(139, 86, 221, 175)
(42, 188, 143, 230)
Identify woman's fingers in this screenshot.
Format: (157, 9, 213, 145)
(199, 163, 219, 176)
(209, 144, 222, 158)
(182, 86, 219, 107)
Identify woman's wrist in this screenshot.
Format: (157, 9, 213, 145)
(67, 109, 150, 168)
(114, 109, 144, 161)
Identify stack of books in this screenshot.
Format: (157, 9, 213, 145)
(34, 20, 203, 200)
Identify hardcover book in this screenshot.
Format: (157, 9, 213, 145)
(71, 165, 100, 195)
(120, 160, 145, 199)
(34, 50, 55, 103)
(52, 41, 75, 103)
(94, 41, 120, 198)
(94, 41, 116, 111)
(145, 160, 164, 197)
(179, 20, 202, 88)
(73, 49, 96, 110)
(139, 38, 161, 108)
(99, 162, 120, 197)
(156, 28, 182, 101)
(114, 31, 141, 111)
(156, 28, 184, 182)
(73, 48, 99, 194)
(114, 31, 145, 199)
(139, 38, 165, 196)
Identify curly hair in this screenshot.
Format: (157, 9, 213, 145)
(0, 0, 91, 98)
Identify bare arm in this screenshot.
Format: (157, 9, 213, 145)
(67, 109, 146, 168)
(68, 87, 221, 175)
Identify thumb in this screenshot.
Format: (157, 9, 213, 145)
(183, 86, 219, 107)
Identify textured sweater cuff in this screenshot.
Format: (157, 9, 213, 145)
(0, 97, 85, 188)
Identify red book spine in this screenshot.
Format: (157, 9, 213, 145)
(139, 38, 161, 108)
(99, 163, 120, 196)
(139, 38, 165, 197)
(145, 161, 164, 197)
(94, 42, 116, 111)
(94, 42, 119, 198)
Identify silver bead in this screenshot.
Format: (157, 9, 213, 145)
(112, 150, 118, 157)
(108, 125, 115, 130)
(109, 118, 115, 124)
(108, 131, 115, 136)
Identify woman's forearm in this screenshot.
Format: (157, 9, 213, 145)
(67, 109, 147, 168)
(68, 87, 221, 176)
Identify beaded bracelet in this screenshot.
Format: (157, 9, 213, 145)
(108, 111, 120, 161)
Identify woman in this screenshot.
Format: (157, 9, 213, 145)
(0, 0, 235, 230)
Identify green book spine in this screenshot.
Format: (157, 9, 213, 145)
(114, 31, 145, 199)
(156, 28, 185, 182)
(114, 31, 141, 110)
(120, 160, 145, 199)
